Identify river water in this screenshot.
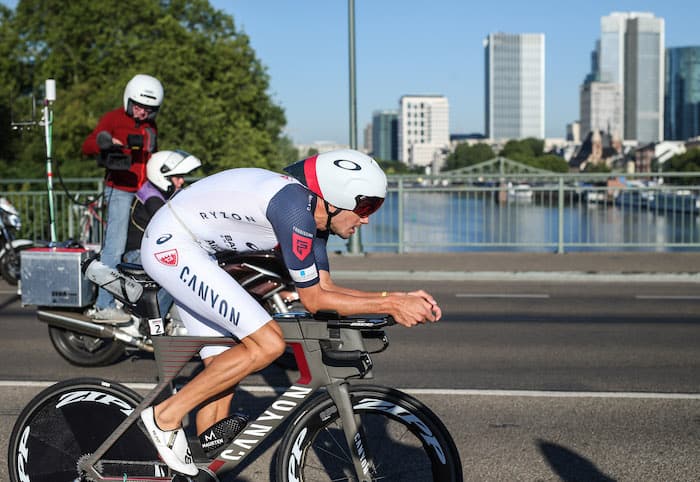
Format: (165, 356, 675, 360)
(327, 190, 700, 253)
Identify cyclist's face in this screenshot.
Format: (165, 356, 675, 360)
(329, 209, 368, 239)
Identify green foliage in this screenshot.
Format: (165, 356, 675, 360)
(444, 143, 495, 171)
(500, 137, 544, 160)
(0, 0, 287, 179)
(496, 138, 567, 173)
(376, 159, 420, 175)
(662, 148, 700, 185)
(582, 162, 612, 173)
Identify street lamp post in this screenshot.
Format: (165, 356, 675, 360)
(347, 0, 362, 255)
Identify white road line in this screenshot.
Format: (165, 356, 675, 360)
(456, 293, 549, 299)
(636, 295, 700, 300)
(2, 381, 698, 399)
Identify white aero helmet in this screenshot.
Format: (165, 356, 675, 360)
(123, 74, 164, 120)
(147, 150, 201, 192)
(283, 149, 387, 217)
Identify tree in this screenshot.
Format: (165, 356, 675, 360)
(663, 148, 700, 185)
(444, 143, 495, 171)
(0, 0, 287, 178)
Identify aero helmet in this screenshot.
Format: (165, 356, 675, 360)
(147, 150, 201, 192)
(283, 149, 387, 217)
(123, 74, 164, 120)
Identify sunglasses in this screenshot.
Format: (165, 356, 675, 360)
(353, 195, 384, 217)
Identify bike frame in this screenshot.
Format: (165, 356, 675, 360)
(81, 312, 389, 482)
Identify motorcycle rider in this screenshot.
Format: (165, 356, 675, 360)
(123, 150, 201, 316)
(82, 74, 163, 322)
(138, 149, 442, 476)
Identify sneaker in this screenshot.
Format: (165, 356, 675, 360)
(198, 413, 249, 458)
(140, 406, 198, 476)
(86, 307, 131, 324)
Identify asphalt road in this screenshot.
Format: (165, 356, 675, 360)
(1, 278, 700, 481)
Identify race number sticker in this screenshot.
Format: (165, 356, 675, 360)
(155, 249, 178, 266)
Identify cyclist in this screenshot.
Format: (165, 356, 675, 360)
(123, 150, 202, 316)
(82, 74, 163, 322)
(139, 149, 442, 476)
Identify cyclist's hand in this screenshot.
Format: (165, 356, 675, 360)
(390, 290, 441, 326)
(407, 289, 442, 322)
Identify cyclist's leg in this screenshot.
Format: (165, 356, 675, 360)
(141, 211, 286, 432)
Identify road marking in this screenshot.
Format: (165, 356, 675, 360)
(456, 293, 549, 299)
(3, 381, 699, 399)
(636, 295, 700, 300)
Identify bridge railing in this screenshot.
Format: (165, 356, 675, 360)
(2, 173, 700, 253)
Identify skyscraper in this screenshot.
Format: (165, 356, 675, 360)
(597, 12, 664, 142)
(484, 32, 545, 140)
(371, 110, 399, 161)
(665, 47, 700, 140)
(398, 95, 449, 167)
(580, 82, 623, 139)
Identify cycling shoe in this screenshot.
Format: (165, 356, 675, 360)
(140, 406, 198, 476)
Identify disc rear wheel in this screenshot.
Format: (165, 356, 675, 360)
(7, 378, 158, 482)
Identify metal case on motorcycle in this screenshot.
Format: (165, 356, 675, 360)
(20, 248, 97, 307)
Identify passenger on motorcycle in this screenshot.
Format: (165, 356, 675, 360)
(123, 150, 201, 316)
(139, 149, 442, 475)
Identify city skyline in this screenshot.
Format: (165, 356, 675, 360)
(2, 0, 698, 145)
(220, 1, 698, 145)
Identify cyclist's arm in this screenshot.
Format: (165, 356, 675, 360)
(296, 273, 441, 326)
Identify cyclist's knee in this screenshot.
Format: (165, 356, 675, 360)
(244, 323, 285, 367)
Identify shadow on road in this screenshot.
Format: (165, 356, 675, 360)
(0, 293, 20, 311)
(537, 439, 616, 482)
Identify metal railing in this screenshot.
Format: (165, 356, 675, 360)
(3, 173, 700, 253)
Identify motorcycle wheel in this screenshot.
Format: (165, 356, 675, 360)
(48, 326, 126, 366)
(0, 244, 31, 286)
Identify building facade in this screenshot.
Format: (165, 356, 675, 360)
(371, 110, 399, 161)
(597, 12, 664, 142)
(665, 46, 700, 140)
(484, 32, 545, 140)
(398, 95, 449, 167)
(580, 81, 623, 139)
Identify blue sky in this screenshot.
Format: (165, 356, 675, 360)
(220, 1, 698, 145)
(4, 1, 698, 145)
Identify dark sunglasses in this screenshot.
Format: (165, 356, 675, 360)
(353, 195, 384, 217)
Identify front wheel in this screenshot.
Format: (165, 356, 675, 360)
(48, 325, 126, 366)
(7, 378, 158, 482)
(276, 385, 463, 481)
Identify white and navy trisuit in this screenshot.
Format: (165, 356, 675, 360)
(140, 168, 328, 358)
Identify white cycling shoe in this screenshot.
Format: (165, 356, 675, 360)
(140, 406, 198, 476)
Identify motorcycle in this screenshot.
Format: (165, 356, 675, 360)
(36, 249, 301, 367)
(0, 197, 35, 286)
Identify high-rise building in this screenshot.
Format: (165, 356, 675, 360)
(398, 95, 449, 167)
(597, 12, 664, 142)
(363, 123, 373, 154)
(665, 47, 700, 140)
(484, 32, 545, 140)
(580, 82, 623, 139)
(371, 110, 398, 161)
